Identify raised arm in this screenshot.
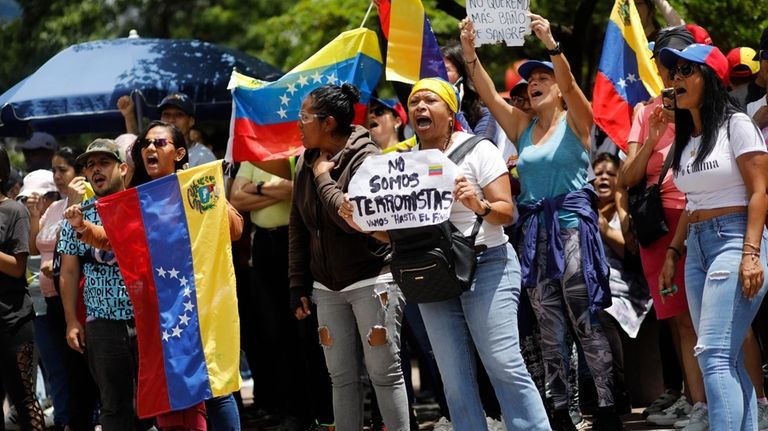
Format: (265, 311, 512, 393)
(529, 13, 593, 147)
(459, 18, 531, 146)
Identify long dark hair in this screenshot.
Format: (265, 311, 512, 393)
(129, 120, 188, 188)
(672, 65, 742, 172)
(308, 83, 361, 137)
(441, 41, 484, 129)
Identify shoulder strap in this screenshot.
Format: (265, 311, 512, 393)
(657, 142, 675, 187)
(446, 135, 487, 242)
(448, 135, 486, 165)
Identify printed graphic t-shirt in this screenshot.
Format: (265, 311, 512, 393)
(673, 113, 766, 212)
(57, 198, 134, 320)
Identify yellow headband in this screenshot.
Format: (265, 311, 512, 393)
(408, 78, 458, 114)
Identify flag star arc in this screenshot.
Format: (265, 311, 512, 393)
(184, 301, 194, 312)
(156, 267, 166, 278)
(277, 107, 287, 119)
(168, 268, 179, 279)
(179, 276, 188, 287)
(179, 313, 191, 326)
(279, 94, 290, 105)
(326, 73, 338, 85)
(172, 325, 183, 338)
(286, 83, 297, 95)
(297, 75, 309, 86)
(311, 71, 323, 83)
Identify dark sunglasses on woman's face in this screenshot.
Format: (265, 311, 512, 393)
(139, 138, 174, 149)
(371, 106, 389, 117)
(759, 50, 768, 61)
(668, 62, 697, 80)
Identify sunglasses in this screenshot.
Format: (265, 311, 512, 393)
(759, 50, 768, 61)
(298, 111, 327, 124)
(139, 138, 174, 149)
(371, 106, 390, 117)
(509, 95, 529, 107)
(668, 62, 698, 80)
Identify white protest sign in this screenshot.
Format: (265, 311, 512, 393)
(348, 150, 459, 231)
(466, 0, 531, 47)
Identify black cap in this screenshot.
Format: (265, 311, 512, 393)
(158, 92, 195, 117)
(652, 26, 695, 58)
(754, 28, 768, 61)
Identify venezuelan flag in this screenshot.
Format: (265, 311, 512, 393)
(379, 0, 447, 84)
(228, 28, 382, 162)
(593, 0, 663, 151)
(95, 161, 240, 418)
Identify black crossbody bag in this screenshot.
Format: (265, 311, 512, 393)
(388, 136, 486, 303)
(627, 144, 674, 248)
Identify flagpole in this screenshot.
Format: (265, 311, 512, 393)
(360, 2, 374, 28)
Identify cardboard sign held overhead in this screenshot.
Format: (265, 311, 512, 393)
(466, 0, 531, 47)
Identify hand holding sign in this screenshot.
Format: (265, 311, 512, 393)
(348, 150, 459, 231)
(529, 13, 557, 51)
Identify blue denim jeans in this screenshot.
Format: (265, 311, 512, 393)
(419, 243, 550, 430)
(685, 213, 768, 430)
(313, 282, 409, 431)
(206, 393, 240, 430)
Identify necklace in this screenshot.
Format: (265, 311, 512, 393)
(441, 132, 453, 152)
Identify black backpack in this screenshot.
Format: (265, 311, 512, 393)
(388, 136, 486, 303)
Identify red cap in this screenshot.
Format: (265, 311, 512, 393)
(685, 24, 712, 45)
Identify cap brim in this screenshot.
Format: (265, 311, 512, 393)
(658, 47, 690, 69)
(517, 60, 554, 81)
(75, 150, 121, 165)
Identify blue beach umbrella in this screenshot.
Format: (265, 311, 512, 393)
(0, 36, 282, 136)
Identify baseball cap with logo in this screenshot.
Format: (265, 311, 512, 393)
(18, 132, 58, 151)
(659, 43, 729, 86)
(158, 92, 195, 117)
(727, 47, 760, 79)
(17, 169, 58, 199)
(75, 138, 126, 165)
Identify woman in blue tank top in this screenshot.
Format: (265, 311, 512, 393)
(460, 14, 620, 431)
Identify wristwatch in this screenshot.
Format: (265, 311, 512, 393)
(547, 42, 562, 56)
(255, 180, 265, 195)
(476, 199, 492, 217)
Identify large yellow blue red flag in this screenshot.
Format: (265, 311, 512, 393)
(227, 28, 382, 162)
(593, 0, 663, 151)
(95, 161, 240, 418)
(378, 0, 448, 84)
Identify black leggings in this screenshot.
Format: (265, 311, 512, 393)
(0, 318, 44, 430)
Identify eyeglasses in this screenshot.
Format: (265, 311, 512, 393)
(668, 62, 698, 80)
(759, 50, 768, 61)
(139, 138, 174, 149)
(298, 111, 326, 124)
(371, 106, 389, 117)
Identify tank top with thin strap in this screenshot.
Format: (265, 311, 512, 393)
(517, 115, 589, 228)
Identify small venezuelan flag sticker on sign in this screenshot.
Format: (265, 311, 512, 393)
(428, 164, 443, 176)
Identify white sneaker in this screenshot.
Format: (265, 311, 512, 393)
(43, 405, 55, 428)
(646, 395, 692, 426)
(677, 402, 708, 430)
(759, 402, 768, 431)
(486, 416, 505, 431)
(433, 416, 453, 431)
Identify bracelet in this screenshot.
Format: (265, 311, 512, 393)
(743, 251, 760, 258)
(666, 245, 682, 259)
(744, 241, 761, 251)
(75, 225, 87, 234)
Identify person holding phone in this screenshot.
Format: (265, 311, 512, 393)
(621, 26, 708, 427)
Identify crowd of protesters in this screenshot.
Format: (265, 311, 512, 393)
(3, 3, 768, 431)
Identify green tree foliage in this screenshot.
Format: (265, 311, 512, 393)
(1, 0, 766, 100)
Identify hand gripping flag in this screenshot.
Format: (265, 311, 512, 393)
(96, 161, 240, 418)
(227, 28, 382, 162)
(378, 0, 448, 84)
(593, 0, 663, 151)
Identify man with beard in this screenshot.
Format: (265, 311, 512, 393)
(57, 139, 139, 431)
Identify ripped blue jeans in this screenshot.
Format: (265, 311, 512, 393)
(685, 213, 768, 430)
(313, 282, 409, 431)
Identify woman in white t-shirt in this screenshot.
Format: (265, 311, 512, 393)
(658, 43, 768, 430)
